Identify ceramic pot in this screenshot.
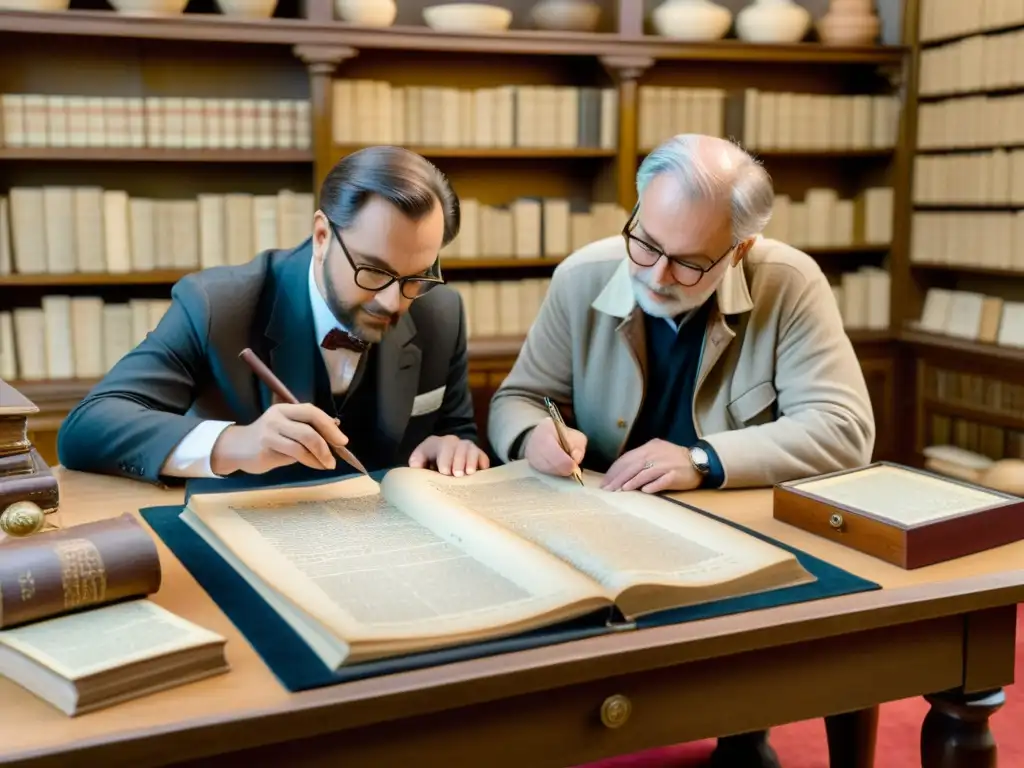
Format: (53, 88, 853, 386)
(530, 0, 601, 32)
(0, 0, 68, 9)
(651, 0, 732, 41)
(736, 0, 811, 43)
(817, 0, 880, 45)
(216, 0, 278, 17)
(335, 0, 397, 26)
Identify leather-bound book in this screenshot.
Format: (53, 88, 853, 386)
(0, 448, 59, 514)
(0, 450, 34, 477)
(0, 513, 162, 629)
(0, 380, 37, 458)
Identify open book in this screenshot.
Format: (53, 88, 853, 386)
(182, 460, 813, 671)
(0, 600, 228, 716)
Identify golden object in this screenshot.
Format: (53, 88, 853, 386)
(828, 512, 845, 530)
(0, 501, 47, 537)
(600, 694, 632, 729)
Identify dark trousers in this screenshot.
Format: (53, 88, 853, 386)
(712, 730, 778, 767)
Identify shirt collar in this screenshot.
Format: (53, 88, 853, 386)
(308, 256, 350, 347)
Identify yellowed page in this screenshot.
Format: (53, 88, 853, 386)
(0, 601, 224, 681)
(185, 475, 609, 653)
(383, 461, 810, 603)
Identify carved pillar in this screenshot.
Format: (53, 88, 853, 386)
(302, 0, 332, 21)
(292, 44, 358, 199)
(921, 688, 1006, 768)
(616, 0, 643, 36)
(599, 56, 652, 210)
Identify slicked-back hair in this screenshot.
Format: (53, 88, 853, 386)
(319, 146, 461, 246)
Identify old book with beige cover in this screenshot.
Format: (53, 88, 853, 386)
(0, 379, 37, 458)
(0, 515, 228, 716)
(181, 460, 815, 672)
(773, 462, 1024, 568)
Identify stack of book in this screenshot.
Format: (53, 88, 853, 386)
(0, 379, 60, 537)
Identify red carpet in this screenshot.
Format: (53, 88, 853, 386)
(586, 605, 1023, 768)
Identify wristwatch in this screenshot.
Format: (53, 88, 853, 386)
(689, 444, 711, 476)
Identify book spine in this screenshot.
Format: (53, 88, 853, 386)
(0, 450, 33, 477)
(0, 513, 162, 629)
(0, 468, 59, 511)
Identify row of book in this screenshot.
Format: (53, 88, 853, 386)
(0, 188, 315, 276)
(448, 279, 551, 340)
(761, 188, 894, 250)
(927, 412, 1024, 463)
(916, 287, 1024, 348)
(924, 365, 1024, 418)
(918, 30, 1024, 97)
(440, 200, 627, 261)
(641, 88, 900, 154)
(916, 94, 1024, 150)
(913, 150, 1024, 205)
(0, 298, 171, 383)
(0, 94, 312, 151)
(829, 267, 890, 332)
(911, 212, 1024, 272)
(331, 81, 617, 150)
(919, 0, 1024, 42)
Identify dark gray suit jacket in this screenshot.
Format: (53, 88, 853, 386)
(57, 241, 477, 484)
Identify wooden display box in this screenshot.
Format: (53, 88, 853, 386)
(773, 462, 1024, 569)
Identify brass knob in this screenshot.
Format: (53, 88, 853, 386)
(600, 694, 632, 729)
(829, 513, 844, 530)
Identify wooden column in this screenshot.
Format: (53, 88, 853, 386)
(600, 56, 652, 211)
(293, 44, 358, 200)
(616, 0, 643, 36)
(302, 0, 333, 22)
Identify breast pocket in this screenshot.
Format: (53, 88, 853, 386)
(727, 381, 778, 427)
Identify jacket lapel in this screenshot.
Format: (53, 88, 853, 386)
(263, 247, 319, 410)
(376, 313, 421, 448)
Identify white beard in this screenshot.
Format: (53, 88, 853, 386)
(631, 275, 715, 318)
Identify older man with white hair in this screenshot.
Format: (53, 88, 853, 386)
(487, 134, 875, 766)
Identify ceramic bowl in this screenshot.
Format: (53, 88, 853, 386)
(108, 0, 188, 14)
(651, 0, 732, 41)
(0, 0, 68, 9)
(335, 0, 397, 26)
(423, 3, 513, 33)
(735, 0, 810, 43)
(530, 0, 601, 32)
(216, 0, 278, 17)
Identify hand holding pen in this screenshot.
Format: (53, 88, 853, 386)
(521, 397, 586, 485)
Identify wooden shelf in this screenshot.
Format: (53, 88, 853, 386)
(920, 22, 1024, 49)
(922, 397, 1024, 432)
(913, 204, 1022, 212)
(917, 85, 1024, 102)
(901, 329, 1024, 364)
(0, 9, 907, 64)
(911, 263, 1024, 278)
(0, 147, 313, 163)
(333, 146, 613, 160)
(917, 144, 1024, 155)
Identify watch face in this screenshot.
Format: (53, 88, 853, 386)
(690, 446, 710, 472)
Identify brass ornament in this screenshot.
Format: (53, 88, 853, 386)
(600, 694, 632, 729)
(829, 513, 845, 530)
(0, 500, 47, 537)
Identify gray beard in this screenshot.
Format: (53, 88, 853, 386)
(631, 276, 713, 318)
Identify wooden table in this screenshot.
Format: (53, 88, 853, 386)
(2, 469, 1022, 768)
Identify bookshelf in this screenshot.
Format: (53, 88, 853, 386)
(0, 0, 912, 466)
(900, 0, 1024, 469)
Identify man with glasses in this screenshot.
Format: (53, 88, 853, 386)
(58, 146, 487, 485)
(488, 133, 875, 765)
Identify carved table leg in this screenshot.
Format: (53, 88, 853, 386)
(921, 688, 1006, 768)
(825, 706, 878, 768)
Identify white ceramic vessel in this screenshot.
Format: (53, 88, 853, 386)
(736, 0, 811, 43)
(530, 0, 601, 32)
(335, 0, 397, 26)
(216, 0, 278, 18)
(423, 3, 513, 33)
(651, 0, 733, 41)
(108, 0, 188, 14)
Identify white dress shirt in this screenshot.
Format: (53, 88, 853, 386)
(160, 259, 363, 479)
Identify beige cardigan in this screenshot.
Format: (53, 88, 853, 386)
(487, 235, 875, 488)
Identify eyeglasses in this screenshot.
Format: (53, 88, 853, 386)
(621, 205, 735, 288)
(327, 217, 445, 301)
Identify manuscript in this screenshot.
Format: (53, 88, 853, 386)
(182, 460, 813, 670)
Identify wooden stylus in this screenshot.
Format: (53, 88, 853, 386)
(543, 397, 584, 486)
(239, 347, 369, 476)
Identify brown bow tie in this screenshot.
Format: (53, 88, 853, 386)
(321, 328, 369, 353)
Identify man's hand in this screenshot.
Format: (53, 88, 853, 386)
(409, 435, 490, 477)
(210, 403, 348, 476)
(524, 417, 587, 478)
(601, 439, 702, 494)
